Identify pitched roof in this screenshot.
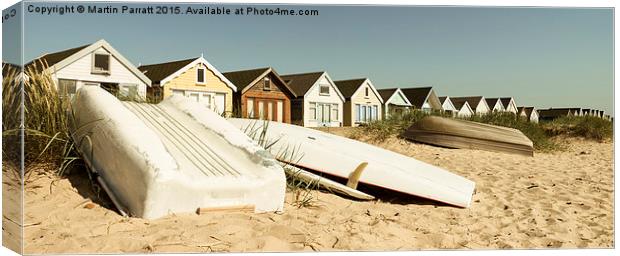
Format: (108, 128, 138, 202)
(334, 78, 367, 99)
(26, 44, 90, 70)
(23, 39, 151, 86)
(281, 72, 325, 97)
(223, 67, 296, 97)
(138, 57, 198, 84)
(438, 96, 448, 104)
(451, 99, 468, 110)
(500, 97, 514, 108)
(377, 88, 399, 102)
(538, 108, 572, 118)
(401, 87, 433, 108)
(223, 67, 270, 91)
(518, 107, 536, 119)
(451, 96, 484, 108)
(485, 98, 502, 108)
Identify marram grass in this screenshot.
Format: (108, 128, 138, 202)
(2, 61, 80, 181)
(360, 110, 612, 151)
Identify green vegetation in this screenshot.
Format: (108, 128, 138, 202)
(542, 116, 613, 141)
(467, 112, 557, 150)
(351, 110, 450, 141)
(358, 110, 612, 151)
(2, 62, 82, 182)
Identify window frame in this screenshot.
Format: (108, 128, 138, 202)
(263, 77, 271, 91)
(247, 98, 255, 118)
(120, 84, 138, 99)
(319, 85, 330, 96)
(196, 67, 206, 84)
(309, 102, 317, 120)
(91, 53, 111, 75)
(58, 79, 77, 98)
(331, 104, 338, 121)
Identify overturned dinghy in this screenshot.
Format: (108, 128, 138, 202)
(402, 116, 534, 156)
(70, 87, 286, 219)
(229, 118, 475, 208)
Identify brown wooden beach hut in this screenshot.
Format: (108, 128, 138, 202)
(223, 67, 296, 123)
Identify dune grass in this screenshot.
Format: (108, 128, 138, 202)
(357, 110, 611, 151)
(2, 61, 81, 182)
(467, 112, 558, 151)
(350, 110, 450, 141)
(542, 116, 613, 141)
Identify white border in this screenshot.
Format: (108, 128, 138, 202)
(1, 1, 616, 256)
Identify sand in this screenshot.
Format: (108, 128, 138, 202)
(5, 129, 614, 253)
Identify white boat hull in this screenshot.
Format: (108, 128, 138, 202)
(229, 118, 475, 208)
(70, 87, 286, 219)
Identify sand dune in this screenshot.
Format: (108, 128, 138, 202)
(7, 132, 613, 253)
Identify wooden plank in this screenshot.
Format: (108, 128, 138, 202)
(196, 205, 255, 215)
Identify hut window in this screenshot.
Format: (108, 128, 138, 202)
(319, 85, 330, 95)
(58, 79, 77, 97)
(92, 54, 110, 74)
(197, 68, 206, 84)
(263, 78, 271, 91)
(247, 98, 254, 118)
(331, 104, 338, 121)
(365, 87, 369, 97)
(309, 102, 317, 120)
(120, 84, 138, 99)
(372, 105, 378, 120)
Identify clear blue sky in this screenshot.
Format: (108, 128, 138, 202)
(3, 3, 613, 115)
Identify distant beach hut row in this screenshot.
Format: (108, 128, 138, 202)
(538, 108, 611, 121)
(4, 39, 610, 127)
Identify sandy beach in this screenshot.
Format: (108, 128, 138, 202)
(6, 129, 613, 253)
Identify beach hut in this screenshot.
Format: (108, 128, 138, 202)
(538, 108, 572, 121)
(517, 107, 527, 119)
(281, 71, 345, 127)
(377, 88, 412, 118)
(439, 96, 457, 116)
(500, 97, 518, 114)
(598, 110, 605, 118)
(568, 108, 582, 116)
(518, 106, 539, 123)
(26, 39, 151, 99)
(400, 87, 443, 112)
(485, 98, 505, 112)
(138, 56, 236, 116)
(582, 109, 591, 116)
(334, 78, 384, 126)
(451, 96, 490, 115)
(222, 67, 296, 123)
(450, 98, 475, 118)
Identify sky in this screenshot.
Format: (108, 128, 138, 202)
(2, 2, 614, 115)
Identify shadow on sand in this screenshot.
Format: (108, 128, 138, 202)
(64, 162, 117, 213)
(299, 168, 453, 208)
